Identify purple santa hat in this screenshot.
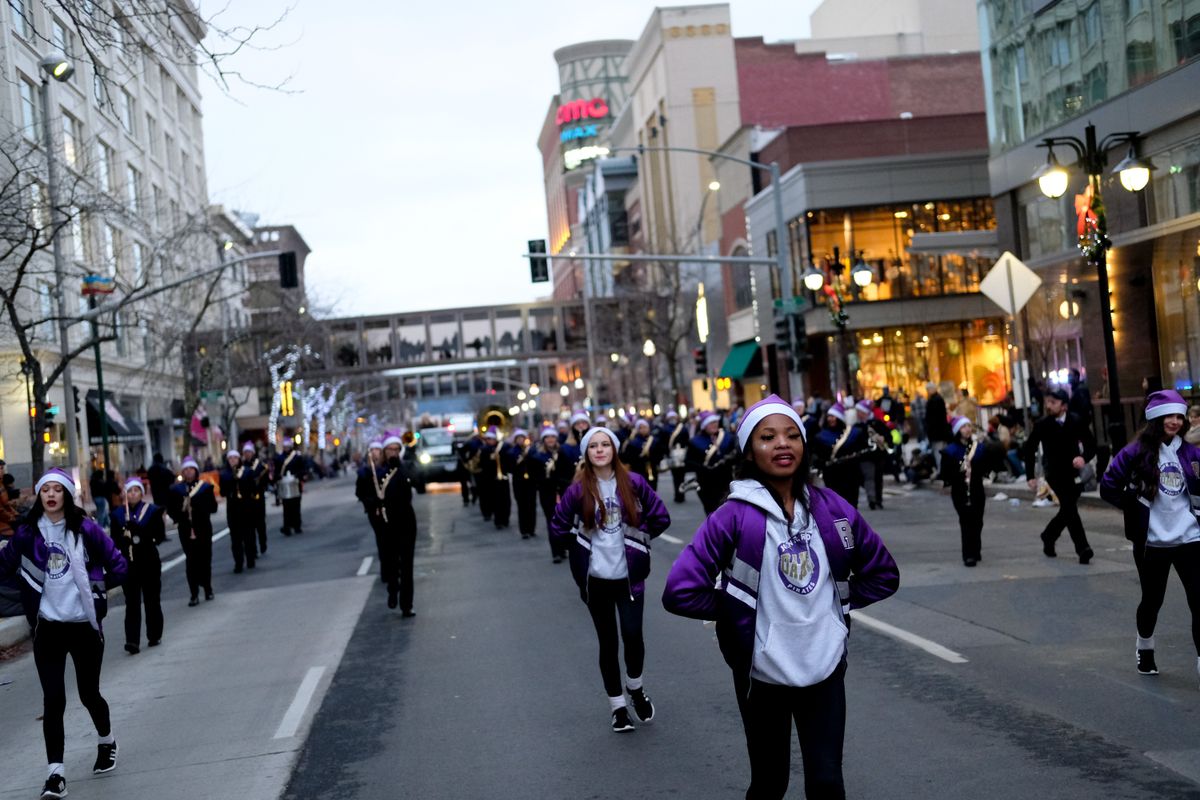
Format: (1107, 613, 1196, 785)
(1145, 389, 1188, 420)
(737, 394, 806, 449)
(855, 399, 874, 417)
(700, 413, 722, 431)
(950, 415, 972, 435)
(826, 402, 847, 423)
(180, 457, 200, 473)
(34, 467, 77, 498)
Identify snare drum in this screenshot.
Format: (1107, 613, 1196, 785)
(277, 475, 301, 500)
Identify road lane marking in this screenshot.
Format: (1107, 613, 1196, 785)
(356, 556, 373, 576)
(660, 534, 684, 545)
(162, 528, 230, 572)
(850, 610, 969, 664)
(273, 666, 327, 740)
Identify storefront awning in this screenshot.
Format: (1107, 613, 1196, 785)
(86, 390, 146, 445)
(719, 341, 761, 380)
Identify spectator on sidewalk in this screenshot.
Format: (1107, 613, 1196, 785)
(1186, 406, 1200, 446)
(924, 383, 951, 470)
(89, 468, 116, 528)
(0, 460, 17, 538)
(148, 453, 175, 507)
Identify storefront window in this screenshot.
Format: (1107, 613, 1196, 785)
(1153, 226, 1200, 392)
(1149, 136, 1200, 225)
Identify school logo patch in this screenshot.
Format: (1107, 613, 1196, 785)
(1159, 460, 1185, 497)
(45, 542, 70, 580)
(834, 518, 854, 550)
(777, 532, 820, 596)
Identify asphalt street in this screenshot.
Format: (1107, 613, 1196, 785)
(4, 475, 1200, 799)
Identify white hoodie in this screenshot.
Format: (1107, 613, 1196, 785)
(728, 480, 847, 688)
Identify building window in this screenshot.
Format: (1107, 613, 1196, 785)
(151, 184, 163, 227)
(1125, 0, 1147, 18)
(39, 283, 54, 339)
(60, 112, 80, 168)
(95, 141, 113, 192)
(68, 207, 85, 262)
(1081, 4, 1101, 49)
(10, 0, 33, 38)
(1171, 14, 1200, 63)
(118, 89, 136, 135)
(1083, 64, 1107, 105)
(132, 242, 146, 285)
(114, 311, 126, 357)
(28, 183, 48, 230)
(18, 76, 40, 141)
(92, 69, 108, 111)
(125, 164, 141, 213)
(102, 224, 116, 275)
(1126, 40, 1157, 87)
(145, 114, 158, 158)
(164, 133, 176, 170)
(51, 17, 73, 59)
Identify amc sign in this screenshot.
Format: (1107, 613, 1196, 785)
(556, 97, 610, 126)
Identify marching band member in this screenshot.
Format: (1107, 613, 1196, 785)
(356, 441, 389, 584)
(685, 413, 738, 515)
(663, 410, 691, 504)
(462, 429, 490, 521)
(855, 399, 890, 510)
(940, 416, 988, 567)
(167, 458, 217, 606)
(241, 441, 269, 555)
(567, 411, 591, 448)
(111, 477, 166, 653)
(533, 426, 579, 563)
(218, 450, 255, 573)
(274, 440, 306, 535)
(622, 418, 661, 491)
(505, 429, 540, 539)
(812, 402, 867, 508)
(477, 427, 511, 529)
(380, 436, 418, 615)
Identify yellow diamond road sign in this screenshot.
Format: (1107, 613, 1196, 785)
(980, 251, 1042, 316)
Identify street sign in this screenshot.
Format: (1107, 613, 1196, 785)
(200, 390, 224, 400)
(980, 251, 1042, 315)
(772, 296, 809, 314)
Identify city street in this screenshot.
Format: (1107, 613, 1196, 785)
(4, 477, 1200, 799)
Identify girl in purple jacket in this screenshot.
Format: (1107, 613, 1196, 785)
(0, 468, 127, 800)
(663, 395, 899, 799)
(1100, 389, 1200, 682)
(549, 427, 671, 733)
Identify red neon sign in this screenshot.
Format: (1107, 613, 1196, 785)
(556, 97, 609, 126)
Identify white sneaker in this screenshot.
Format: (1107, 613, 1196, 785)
(992, 493, 1009, 501)
(1032, 498, 1053, 508)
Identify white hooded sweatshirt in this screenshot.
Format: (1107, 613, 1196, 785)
(728, 480, 848, 688)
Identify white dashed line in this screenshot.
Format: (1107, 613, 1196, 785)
(850, 610, 969, 664)
(273, 666, 327, 739)
(356, 556, 373, 576)
(659, 534, 685, 545)
(161, 527, 230, 572)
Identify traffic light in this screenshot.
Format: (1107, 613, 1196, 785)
(692, 347, 708, 375)
(790, 312, 811, 371)
(72, 386, 80, 413)
(528, 239, 549, 283)
(774, 310, 793, 364)
(279, 252, 298, 288)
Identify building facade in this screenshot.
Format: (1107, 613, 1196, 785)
(0, 1, 228, 483)
(979, 0, 1200, 434)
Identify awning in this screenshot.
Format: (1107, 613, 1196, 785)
(719, 340, 761, 381)
(86, 390, 146, 445)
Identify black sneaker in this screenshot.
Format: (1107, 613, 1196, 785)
(611, 706, 635, 732)
(93, 740, 117, 773)
(41, 774, 66, 799)
(387, 589, 399, 610)
(1079, 548, 1094, 565)
(628, 687, 655, 723)
(124, 643, 139, 655)
(1137, 649, 1159, 675)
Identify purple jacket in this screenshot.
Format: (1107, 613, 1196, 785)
(1099, 438, 1200, 544)
(662, 481, 899, 676)
(549, 471, 671, 599)
(0, 516, 127, 629)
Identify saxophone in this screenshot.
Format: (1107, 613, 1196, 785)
(494, 442, 505, 480)
(641, 435, 655, 483)
(466, 447, 482, 475)
(545, 449, 557, 479)
(962, 438, 979, 507)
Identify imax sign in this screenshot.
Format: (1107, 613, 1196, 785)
(560, 124, 599, 143)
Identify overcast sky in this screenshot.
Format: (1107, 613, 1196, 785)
(199, 1, 821, 318)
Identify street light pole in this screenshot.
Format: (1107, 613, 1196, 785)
(1034, 123, 1153, 449)
(39, 62, 81, 470)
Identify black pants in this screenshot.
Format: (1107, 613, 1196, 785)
(459, 471, 473, 505)
(180, 526, 213, 598)
(540, 488, 567, 559)
(477, 475, 494, 520)
(33, 620, 111, 764)
(823, 465, 860, 509)
(514, 480, 538, 536)
(584, 578, 644, 697)
(859, 458, 882, 507)
(229, 513, 256, 569)
(1042, 479, 1090, 555)
(734, 662, 848, 800)
(488, 478, 511, 528)
(671, 467, 688, 503)
(382, 506, 417, 612)
(1132, 540, 1200, 653)
(254, 499, 268, 552)
(282, 497, 302, 533)
(953, 498, 984, 562)
(123, 563, 163, 647)
(368, 511, 390, 585)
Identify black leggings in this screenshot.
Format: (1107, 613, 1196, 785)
(584, 578, 644, 697)
(734, 662, 848, 800)
(1132, 540, 1200, 654)
(33, 620, 111, 764)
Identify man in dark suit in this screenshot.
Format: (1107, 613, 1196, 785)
(1023, 388, 1097, 563)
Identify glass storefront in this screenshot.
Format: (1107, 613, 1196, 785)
(847, 318, 1011, 407)
(1153, 225, 1200, 392)
(801, 199, 996, 303)
(981, 0, 1200, 154)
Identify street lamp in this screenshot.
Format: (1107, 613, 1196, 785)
(642, 339, 657, 410)
(642, 339, 656, 358)
(574, 377, 584, 389)
(559, 384, 570, 397)
(802, 263, 825, 292)
(851, 257, 874, 288)
(37, 52, 82, 471)
(1035, 123, 1153, 448)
